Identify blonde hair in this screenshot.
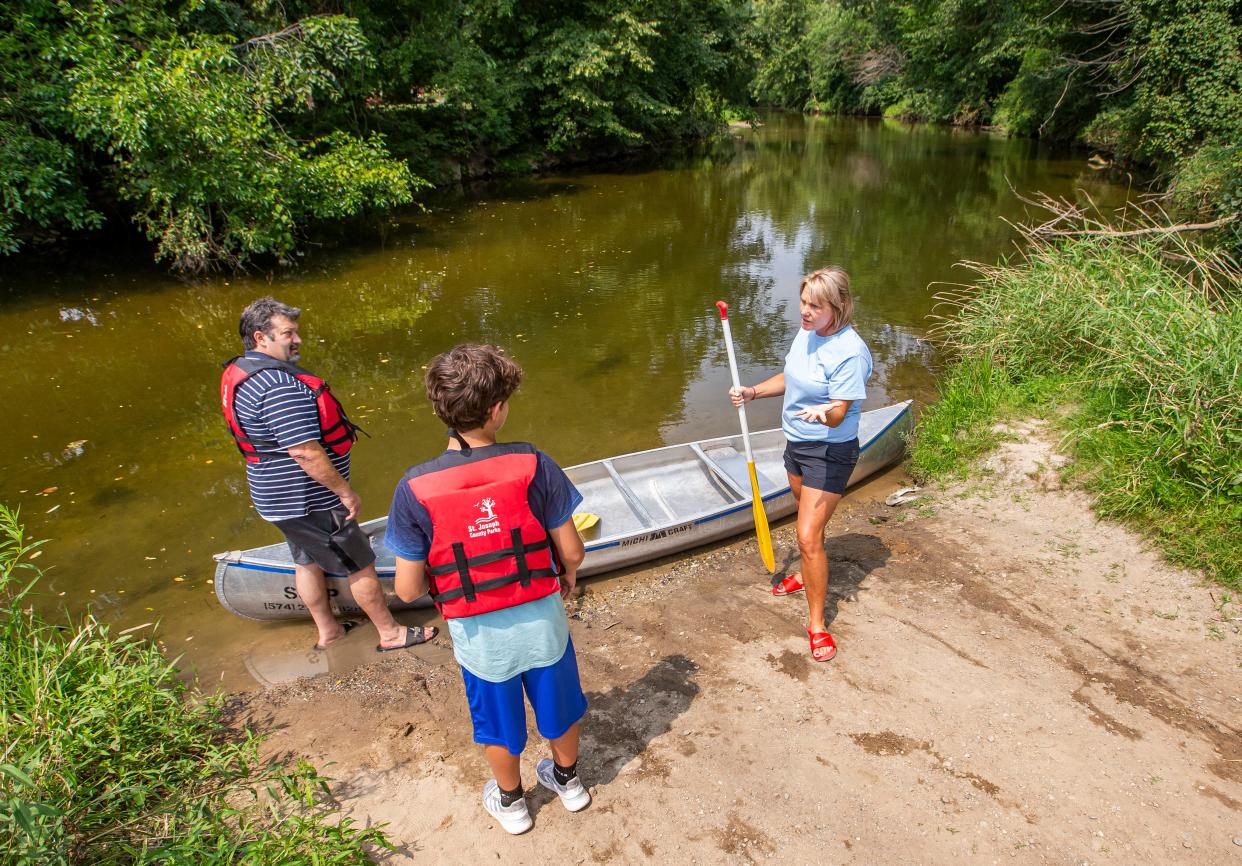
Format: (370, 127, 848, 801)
(800, 268, 854, 331)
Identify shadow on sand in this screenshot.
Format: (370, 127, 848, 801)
(525, 653, 699, 814)
(771, 531, 892, 626)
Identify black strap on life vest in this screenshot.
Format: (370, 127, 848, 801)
(450, 542, 476, 603)
(449, 428, 472, 455)
(427, 536, 553, 576)
(429, 534, 556, 604)
(510, 529, 531, 588)
(430, 568, 559, 604)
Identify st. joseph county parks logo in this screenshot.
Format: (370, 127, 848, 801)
(469, 497, 502, 539)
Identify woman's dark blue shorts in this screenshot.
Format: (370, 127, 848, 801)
(783, 438, 861, 494)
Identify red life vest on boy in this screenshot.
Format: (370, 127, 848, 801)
(220, 355, 360, 464)
(404, 444, 561, 619)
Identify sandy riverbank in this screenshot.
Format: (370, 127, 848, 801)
(231, 421, 1242, 864)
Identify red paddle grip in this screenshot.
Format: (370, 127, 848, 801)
(715, 300, 728, 320)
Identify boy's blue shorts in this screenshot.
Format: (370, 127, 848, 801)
(460, 638, 588, 756)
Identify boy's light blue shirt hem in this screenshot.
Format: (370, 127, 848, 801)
(448, 594, 570, 682)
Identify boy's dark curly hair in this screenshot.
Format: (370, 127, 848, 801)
(424, 344, 523, 431)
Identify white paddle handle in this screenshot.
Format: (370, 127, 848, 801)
(716, 303, 756, 464)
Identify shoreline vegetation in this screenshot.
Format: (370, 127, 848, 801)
(4, 1, 1239, 271)
(909, 208, 1241, 591)
(0, 506, 391, 864)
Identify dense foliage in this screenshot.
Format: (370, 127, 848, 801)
(2, 0, 1237, 267)
(748, 0, 1242, 234)
(1, 0, 750, 269)
(910, 231, 1242, 589)
(1, 1, 422, 271)
(0, 505, 391, 863)
(353, 0, 752, 163)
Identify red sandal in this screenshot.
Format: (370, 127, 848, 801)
(807, 628, 837, 662)
(771, 573, 804, 596)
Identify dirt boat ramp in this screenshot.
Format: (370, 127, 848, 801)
(234, 422, 1242, 865)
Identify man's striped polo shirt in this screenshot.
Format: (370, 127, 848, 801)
(232, 351, 350, 521)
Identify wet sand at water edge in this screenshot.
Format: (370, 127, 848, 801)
(231, 422, 1242, 864)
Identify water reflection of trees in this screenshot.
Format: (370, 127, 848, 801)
(720, 117, 1130, 325)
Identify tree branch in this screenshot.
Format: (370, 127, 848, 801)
(236, 24, 306, 53)
(1047, 213, 1239, 238)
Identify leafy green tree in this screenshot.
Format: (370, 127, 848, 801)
(0, 1, 101, 254)
(804, 3, 884, 113)
(744, 0, 1241, 225)
(62, 3, 419, 271)
(2, 0, 757, 267)
(750, 0, 812, 107)
(485, 0, 751, 152)
(293, 0, 751, 170)
(324, 0, 523, 174)
(2, 0, 419, 270)
(1085, 0, 1242, 223)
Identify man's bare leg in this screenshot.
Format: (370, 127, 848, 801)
(348, 564, 435, 648)
(295, 563, 347, 648)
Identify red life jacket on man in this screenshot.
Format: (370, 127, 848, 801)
(220, 355, 360, 464)
(403, 443, 561, 619)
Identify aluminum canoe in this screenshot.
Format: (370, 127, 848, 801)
(213, 400, 912, 621)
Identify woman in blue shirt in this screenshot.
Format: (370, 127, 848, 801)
(729, 268, 872, 662)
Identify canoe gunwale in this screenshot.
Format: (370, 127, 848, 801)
(216, 401, 912, 571)
(213, 401, 912, 619)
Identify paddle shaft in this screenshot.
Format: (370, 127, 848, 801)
(715, 301, 775, 573)
(715, 312, 755, 463)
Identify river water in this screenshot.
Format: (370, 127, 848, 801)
(1, 113, 1133, 688)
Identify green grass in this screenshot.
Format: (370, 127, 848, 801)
(907, 357, 1066, 480)
(0, 505, 391, 864)
(911, 234, 1242, 590)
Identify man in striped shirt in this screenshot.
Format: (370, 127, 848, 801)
(228, 297, 436, 652)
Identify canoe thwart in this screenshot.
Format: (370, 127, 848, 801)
(689, 442, 749, 500)
(602, 459, 656, 528)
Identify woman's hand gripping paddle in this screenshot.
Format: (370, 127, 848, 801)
(715, 301, 776, 573)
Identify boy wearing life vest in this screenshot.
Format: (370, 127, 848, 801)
(387, 344, 590, 834)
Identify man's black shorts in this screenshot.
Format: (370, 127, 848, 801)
(782, 438, 861, 495)
(273, 506, 377, 575)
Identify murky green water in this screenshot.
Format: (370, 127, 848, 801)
(1, 113, 1133, 685)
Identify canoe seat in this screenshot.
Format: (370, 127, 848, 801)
(702, 445, 781, 497)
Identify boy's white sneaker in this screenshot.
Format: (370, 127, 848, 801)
(536, 758, 591, 812)
(482, 780, 533, 834)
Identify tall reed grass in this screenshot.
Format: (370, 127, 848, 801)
(911, 233, 1241, 589)
(0, 505, 391, 864)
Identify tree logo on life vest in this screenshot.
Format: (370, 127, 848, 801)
(469, 497, 502, 539)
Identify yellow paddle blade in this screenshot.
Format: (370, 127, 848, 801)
(747, 462, 776, 572)
(572, 512, 600, 534)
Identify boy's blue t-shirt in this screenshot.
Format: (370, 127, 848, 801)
(782, 324, 872, 443)
(384, 445, 583, 683)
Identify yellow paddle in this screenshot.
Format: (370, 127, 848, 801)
(715, 301, 776, 573)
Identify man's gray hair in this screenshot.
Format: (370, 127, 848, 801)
(239, 297, 301, 350)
